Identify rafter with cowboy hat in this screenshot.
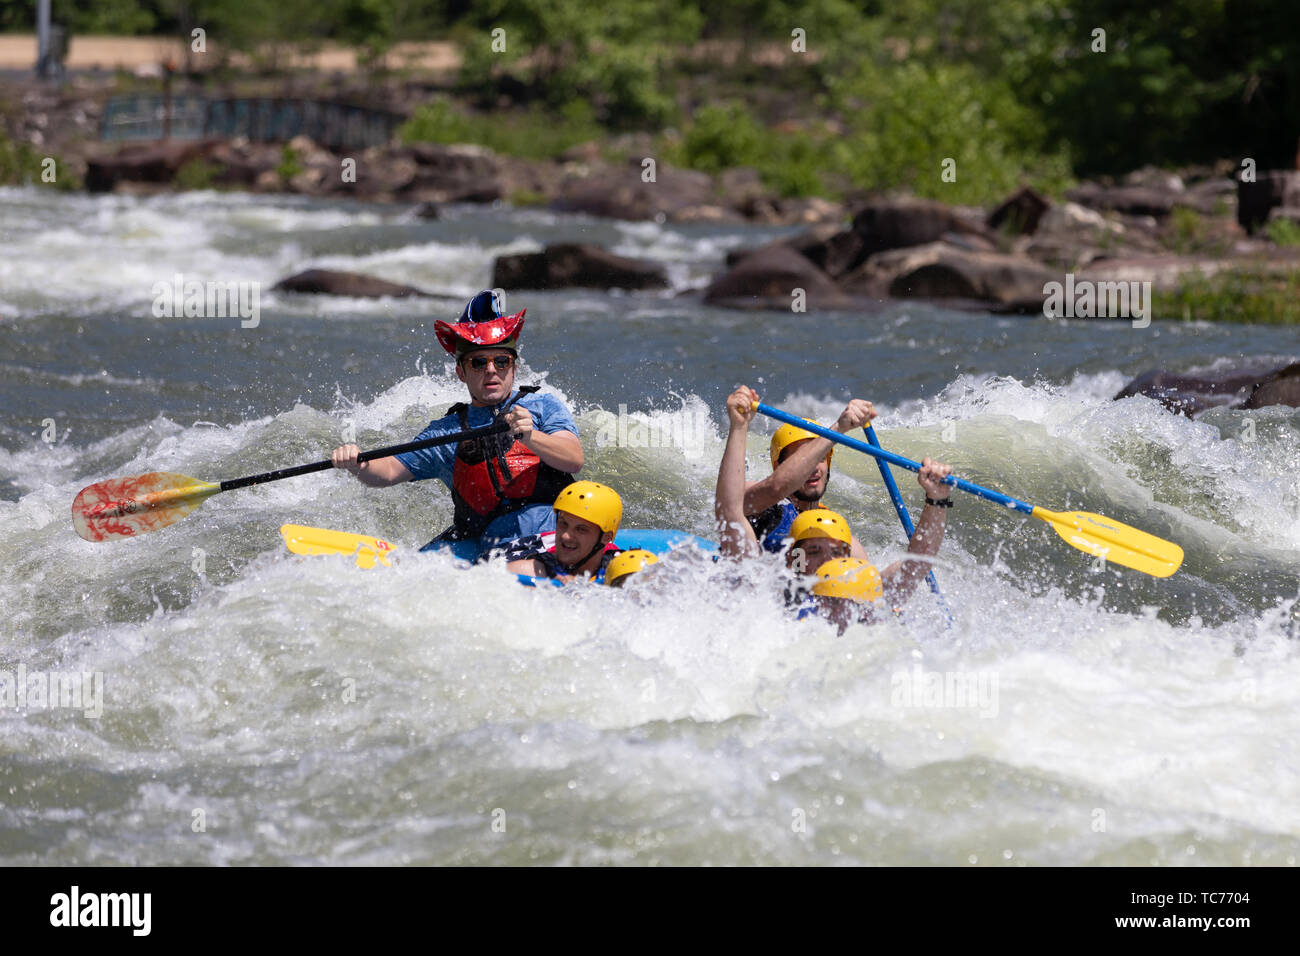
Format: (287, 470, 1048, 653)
(330, 290, 584, 558)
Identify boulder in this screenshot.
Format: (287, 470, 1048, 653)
(726, 225, 838, 267)
(1079, 254, 1227, 289)
(287, 167, 327, 194)
(203, 141, 280, 188)
(492, 243, 668, 291)
(85, 139, 223, 193)
(398, 143, 504, 204)
(285, 135, 334, 169)
(497, 155, 564, 205)
(1112, 362, 1300, 416)
(793, 227, 868, 278)
(350, 145, 419, 195)
(716, 167, 767, 208)
(850, 197, 991, 256)
(1123, 166, 1186, 192)
(726, 225, 867, 278)
(840, 241, 1055, 310)
(1182, 175, 1237, 216)
(273, 269, 431, 298)
(773, 197, 848, 226)
(1112, 368, 1263, 417)
(667, 204, 748, 225)
(1066, 183, 1180, 218)
(1243, 362, 1300, 409)
(552, 160, 715, 221)
(704, 243, 850, 310)
(987, 186, 1051, 236)
(1038, 201, 1122, 235)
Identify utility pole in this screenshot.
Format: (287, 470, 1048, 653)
(36, 0, 51, 78)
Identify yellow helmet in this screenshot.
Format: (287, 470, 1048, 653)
(788, 508, 852, 546)
(605, 549, 659, 586)
(811, 558, 883, 603)
(770, 418, 833, 470)
(553, 480, 622, 534)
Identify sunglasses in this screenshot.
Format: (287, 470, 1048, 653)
(465, 355, 514, 371)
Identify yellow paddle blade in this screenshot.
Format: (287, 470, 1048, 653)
(280, 524, 397, 569)
(73, 472, 222, 541)
(1031, 507, 1184, 578)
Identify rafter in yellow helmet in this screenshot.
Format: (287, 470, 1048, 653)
(811, 557, 883, 603)
(770, 418, 834, 470)
(788, 508, 852, 546)
(605, 548, 658, 586)
(553, 480, 623, 534)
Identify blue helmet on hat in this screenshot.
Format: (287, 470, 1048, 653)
(435, 290, 526, 357)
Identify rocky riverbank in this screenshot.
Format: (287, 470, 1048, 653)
(7, 73, 1300, 329)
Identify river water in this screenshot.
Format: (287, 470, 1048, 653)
(2, 187, 1298, 864)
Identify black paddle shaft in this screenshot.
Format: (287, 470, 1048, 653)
(218, 421, 511, 492)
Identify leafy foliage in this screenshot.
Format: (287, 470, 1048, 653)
(828, 60, 1073, 204)
(1154, 267, 1300, 325)
(2, 0, 1297, 188)
(400, 97, 601, 159)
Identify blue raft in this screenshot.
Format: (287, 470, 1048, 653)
(423, 529, 717, 587)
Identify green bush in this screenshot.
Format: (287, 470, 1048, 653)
(0, 133, 82, 190)
(672, 104, 765, 175)
(0, 134, 41, 186)
(665, 103, 827, 198)
(276, 144, 303, 182)
(827, 59, 1074, 205)
(175, 158, 220, 190)
(1264, 217, 1300, 247)
(1154, 267, 1300, 324)
(400, 97, 601, 160)
(1169, 207, 1207, 254)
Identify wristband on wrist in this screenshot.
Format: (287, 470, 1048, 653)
(925, 496, 953, 508)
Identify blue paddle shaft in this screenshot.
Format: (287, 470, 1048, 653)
(864, 424, 916, 534)
(756, 403, 1034, 516)
(864, 424, 943, 601)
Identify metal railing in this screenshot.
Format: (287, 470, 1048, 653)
(101, 95, 404, 150)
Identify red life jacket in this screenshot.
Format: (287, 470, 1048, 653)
(448, 389, 573, 540)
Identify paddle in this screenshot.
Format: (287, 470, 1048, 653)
(863, 424, 952, 621)
(72, 421, 511, 542)
(279, 522, 565, 587)
(281, 524, 397, 568)
(755, 403, 1184, 578)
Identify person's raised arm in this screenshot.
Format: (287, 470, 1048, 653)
(881, 457, 952, 604)
(743, 398, 878, 515)
(330, 445, 414, 487)
(716, 387, 763, 558)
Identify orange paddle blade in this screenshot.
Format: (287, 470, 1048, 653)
(72, 472, 221, 542)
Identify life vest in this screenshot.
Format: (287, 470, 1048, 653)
(749, 500, 799, 554)
(447, 387, 574, 540)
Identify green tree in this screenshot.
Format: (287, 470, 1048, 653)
(830, 58, 1072, 204)
(455, 0, 703, 128)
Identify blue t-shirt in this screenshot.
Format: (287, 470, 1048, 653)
(396, 389, 579, 552)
